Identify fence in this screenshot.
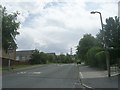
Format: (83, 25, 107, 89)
(2, 58, 29, 67)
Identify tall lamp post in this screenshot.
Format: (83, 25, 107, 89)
(90, 11, 110, 77)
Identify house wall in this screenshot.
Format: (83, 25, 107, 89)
(2, 49, 16, 60)
(16, 50, 34, 61)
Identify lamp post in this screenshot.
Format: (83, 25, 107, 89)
(90, 11, 104, 31)
(90, 11, 110, 77)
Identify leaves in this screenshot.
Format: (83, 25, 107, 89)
(101, 16, 120, 49)
(2, 6, 20, 52)
(76, 34, 97, 61)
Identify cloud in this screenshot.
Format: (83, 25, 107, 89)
(1, 0, 119, 54)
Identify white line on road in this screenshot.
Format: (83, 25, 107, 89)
(79, 72, 84, 78)
(17, 72, 42, 75)
(17, 72, 26, 74)
(32, 72, 41, 74)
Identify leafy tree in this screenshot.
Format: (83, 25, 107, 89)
(104, 16, 120, 49)
(86, 47, 103, 67)
(29, 49, 41, 64)
(97, 16, 120, 64)
(2, 6, 20, 52)
(76, 34, 97, 62)
(39, 52, 47, 64)
(95, 51, 106, 69)
(97, 16, 120, 49)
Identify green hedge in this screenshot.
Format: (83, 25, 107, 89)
(95, 51, 107, 69)
(86, 47, 103, 67)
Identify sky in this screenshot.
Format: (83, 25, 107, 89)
(1, 0, 120, 54)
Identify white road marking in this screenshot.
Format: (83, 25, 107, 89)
(17, 72, 26, 74)
(17, 72, 42, 75)
(82, 83, 93, 89)
(79, 72, 84, 78)
(32, 72, 41, 74)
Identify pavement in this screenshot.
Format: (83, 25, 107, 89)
(78, 64, 120, 89)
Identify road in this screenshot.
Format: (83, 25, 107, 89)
(3, 64, 83, 88)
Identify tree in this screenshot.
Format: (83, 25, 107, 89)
(29, 49, 41, 64)
(86, 47, 103, 67)
(97, 16, 120, 64)
(95, 51, 106, 69)
(2, 6, 20, 52)
(97, 16, 120, 49)
(104, 16, 120, 49)
(76, 34, 97, 62)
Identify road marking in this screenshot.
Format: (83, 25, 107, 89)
(82, 83, 93, 89)
(79, 72, 84, 78)
(32, 72, 41, 74)
(17, 72, 26, 74)
(17, 72, 42, 75)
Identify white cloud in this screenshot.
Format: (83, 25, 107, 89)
(1, 0, 119, 54)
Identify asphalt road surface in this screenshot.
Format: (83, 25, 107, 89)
(3, 64, 82, 88)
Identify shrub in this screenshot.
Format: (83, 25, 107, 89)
(95, 51, 107, 69)
(86, 47, 103, 67)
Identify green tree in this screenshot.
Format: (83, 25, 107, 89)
(86, 47, 103, 67)
(97, 16, 120, 64)
(2, 6, 20, 52)
(29, 49, 41, 64)
(76, 34, 97, 62)
(104, 16, 120, 49)
(95, 51, 106, 69)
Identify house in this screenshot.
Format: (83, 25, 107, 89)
(2, 48, 16, 67)
(16, 50, 34, 62)
(2, 49, 16, 60)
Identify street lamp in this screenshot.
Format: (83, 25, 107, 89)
(90, 11, 110, 77)
(90, 11, 103, 32)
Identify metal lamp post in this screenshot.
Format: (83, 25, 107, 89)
(90, 11, 110, 77)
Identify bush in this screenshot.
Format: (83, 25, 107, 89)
(86, 47, 103, 67)
(95, 51, 107, 69)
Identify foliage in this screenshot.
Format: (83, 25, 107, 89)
(103, 16, 120, 49)
(76, 34, 97, 62)
(97, 16, 120, 65)
(29, 49, 41, 64)
(56, 54, 73, 63)
(95, 51, 106, 69)
(2, 6, 20, 52)
(29, 50, 73, 64)
(86, 47, 103, 67)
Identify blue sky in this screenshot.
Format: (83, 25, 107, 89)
(1, 0, 119, 54)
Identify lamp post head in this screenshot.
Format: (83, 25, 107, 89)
(90, 11, 101, 14)
(90, 11, 96, 14)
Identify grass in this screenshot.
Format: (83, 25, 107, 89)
(2, 64, 35, 72)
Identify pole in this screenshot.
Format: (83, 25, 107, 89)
(98, 12, 110, 77)
(106, 51, 110, 77)
(98, 12, 104, 31)
(91, 11, 110, 77)
(8, 52, 11, 71)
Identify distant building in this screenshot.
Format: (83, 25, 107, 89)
(16, 50, 34, 61)
(118, 1, 120, 18)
